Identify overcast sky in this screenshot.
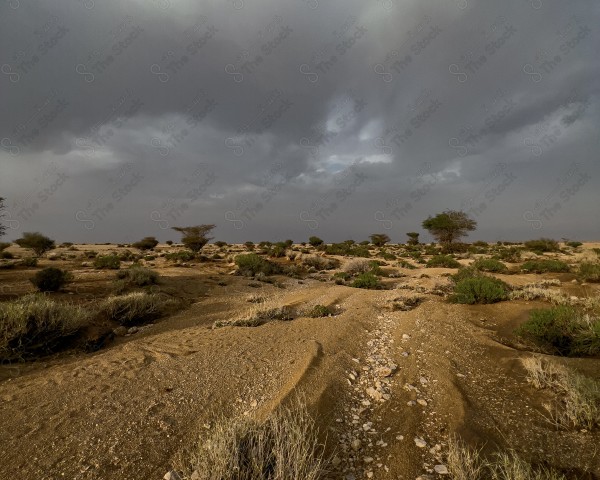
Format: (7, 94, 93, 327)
(1, 0, 598, 244)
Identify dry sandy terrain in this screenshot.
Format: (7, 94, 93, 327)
(0, 242, 599, 479)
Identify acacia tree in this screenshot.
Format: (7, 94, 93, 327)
(172, 224, 216, 252)
(370, 233, 391, 247)
(0, 197, 6, 238)
(14, 232, 55, 256)
(406, 232, 420, 245)
(422, 210, 476, 245)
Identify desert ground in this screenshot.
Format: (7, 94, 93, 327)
(0, 240, 599, 480)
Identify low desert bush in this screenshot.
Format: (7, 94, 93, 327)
(305, 304, 333, 318)
(94, 254, 121, 270)
(343, 259, 372, 275)
(30, 267, 73, 292)
(472, 258, 507, 273)
(325, 243, 370, 257)
(116, 266, 159, 287)
(0, 294, 89, 360)
(492, 246, 522, 263)
(522, 356, 600, 429)
(516, 306, 600, 356)
(20, 257, 38, 267)
(302, 256, 340, 271)
(426, 255, 461, 268)
(450, 276, 509, 304)
(0, 242, 11, 252)
(521, 259, 570, 274)
(351, 272, 381, 289)
(566, 241, 583, 248)
(577, 262, 600, 282)
(235, 253, 280, 276)
(524, 238, 560, 253)
(509, 285, 569, 305)
(165, 250, 196, 262)
(100, 292, 170, 326)
(179, 402, 327, 480)
(214, 296, 293, 328)
(447, 436, 566, 480)
(0, 251, 14, 259)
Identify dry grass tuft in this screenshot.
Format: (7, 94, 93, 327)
(342, 259, 372, 275)
(509, 286, 569, 304)
(100, 292, 172, 326)
(521, 356, 600, 429)
(447, 436, 566, 480)
(180, 402, 328, 480)
(0, 294, 90, 360)
(214, 294, 294, 328)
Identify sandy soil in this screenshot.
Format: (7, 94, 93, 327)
(0, 243, 599, 479)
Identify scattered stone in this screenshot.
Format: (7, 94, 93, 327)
(331, 456, 341, 467)
(363, 456, 374, 463)
(351, 439, 362, 451)
(434, 464, 449, 474)
(127, 326, 139, 334)
(414, 437, 427, 448)
(417, 398, 428, 406)
(113, 326, 127, 337)
(164, 471, 182, 480)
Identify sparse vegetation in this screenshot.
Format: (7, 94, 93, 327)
(302, 256, 339, 271)
(351, 272, 381, 289)
(94, 254, 121, 270)
(180, 402, 327, 480)
(406, 232, 419, 245)
(116, 266, 159, 286)
(426, 255, 461, 268)
(577, 262, 600, 282)
(235, 253, 280, 276)
(522, 356, 600, 429)
(0, 294, 89, 360)
(30, 267, 73, 292)
(516, 306, 600, 356)
(305, 304, 333, 318)
(521, 259, 570, 274)
(20, 257, 38, 268)
(447, 437, 566, 480)
(165, 250, 196, 262)
(524, 238, 560, 254)
(472, 258, 507, 273)
(369, 233, 390, 247)
(325, 243, 370, 257)
(100, 292, 170, 326)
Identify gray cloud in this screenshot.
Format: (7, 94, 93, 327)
(1, 0, 599, 243)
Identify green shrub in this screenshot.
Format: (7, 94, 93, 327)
(20, 257, 38, 268)
(302, 256, 340, 271)
(244, 241, 255, 251)
(566, 241, 583, 248)
(351, 272, 381, 289)
(235, 253, 280, 276)
(94, 255, 121, 270)
(306, 304, 333, 318)
(325, 243, 370, 257)
(578, 262, 600, 282)
(0, 242, 11, 252)
(0, 251, 14, 259)
(516, 306, 600, 356)
(426, 255, 461, 268)
(441, 242, 469, 254)
(214, 241, 228, 248)
(524, 238, 559, 253)
(450, 276, 509, 304)
(165, 250, 196, 262)
(472, 258, 507, 273)
(30, 267, 73, 292)
(521, 259, 570, 274)
(0, 294, 89, 360)
(84, 250, 98, 259)
(132, 236, 159, 251)
(492, 246, 522, 263)
(116, 266, 159, 286)
(118, 250, 137, 261)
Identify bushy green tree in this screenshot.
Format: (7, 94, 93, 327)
(132, 236, 159, 251)
(308, 236, 323, 247)
(406, 232, 420, 245)
(15, 232, 55, 257)
(172, 224, 216, 252)
(422, 210, 476, 245)
(369, 233, 391, 247)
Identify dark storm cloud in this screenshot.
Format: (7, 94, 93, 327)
(1, 0, 598, 243)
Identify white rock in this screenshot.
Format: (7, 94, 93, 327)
(414, 437, 427, 448)
(434, 464, 449, 474)
(164, 471, 182, 480)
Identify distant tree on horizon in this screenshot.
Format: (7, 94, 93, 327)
(422, 210, 476, 245)
(172, 224, 216, 252)
(14, 232, 55, 257)
(0, 197, 6, 239)
(370, 233, 391, 247)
